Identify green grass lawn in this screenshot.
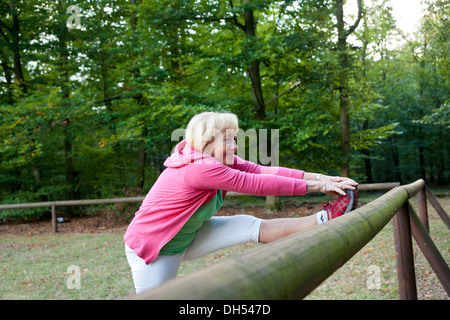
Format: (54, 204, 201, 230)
(1, 192, 448, 300)
(1, 233, 132, 299)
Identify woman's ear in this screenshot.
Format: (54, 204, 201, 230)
(203, 136, 216, 156)
(209, 136, 216, 156)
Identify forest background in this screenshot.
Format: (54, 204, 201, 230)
(0, 0, 448, 220)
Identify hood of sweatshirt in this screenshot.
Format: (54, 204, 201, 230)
(163, 139, 219, 168)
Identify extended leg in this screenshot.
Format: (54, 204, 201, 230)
(125, 244, 184, 294)
(259, 188, 359, 243)
(258, 215, 317, 244)
(183, 215, 262, 261)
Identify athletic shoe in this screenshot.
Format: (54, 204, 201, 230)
(322, 188, 358, 220)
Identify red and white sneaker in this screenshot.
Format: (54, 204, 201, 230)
(322, 188, 358, 220)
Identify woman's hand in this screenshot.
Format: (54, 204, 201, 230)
(319, 181, 356, 198)
(320, 175, 359, 188)
(305, 176, 358, 198)
(303, 172, 359, 188)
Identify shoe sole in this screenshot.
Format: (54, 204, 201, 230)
(343, 188, 358, 215)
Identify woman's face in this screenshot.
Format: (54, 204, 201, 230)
(207, 129, 238, 166)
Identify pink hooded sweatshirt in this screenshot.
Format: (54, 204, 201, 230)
(123, 140, 307, 264)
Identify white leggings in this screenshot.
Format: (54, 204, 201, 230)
(125, 215, 262, 294)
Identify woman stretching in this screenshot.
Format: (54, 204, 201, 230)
(124, 111, 359, 294)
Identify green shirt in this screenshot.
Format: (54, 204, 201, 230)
(159, 190, 223, 255)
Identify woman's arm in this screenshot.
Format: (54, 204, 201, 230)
(231, 155, 305, 179)
(186, 162, 307, 196)
(303, 172, 358, 185)
(229, 156, 358, 197)
(185, 162, 356, 198)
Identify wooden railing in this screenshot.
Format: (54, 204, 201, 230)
(0, 197, 144, 233)
(128, 179, 449, 300)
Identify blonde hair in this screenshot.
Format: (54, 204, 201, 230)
(185, 111, 239, 152)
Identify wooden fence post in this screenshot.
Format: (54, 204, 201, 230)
(417, 187, 429, 233)
(392, 202, 417, 300)
(424, 185, 450, 229)
(51, 204, 58, 233)
(407, 203, 450, 297)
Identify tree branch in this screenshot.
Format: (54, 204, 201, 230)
(92, 95, 122, 104)
(0, 16, 12, 34)
(347, 0, 363, 36)
(0, 22, 11, 43)
(263, 81, 303, 107)
(228, 0, 246, 31)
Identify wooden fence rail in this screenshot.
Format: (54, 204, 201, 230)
(0, 197, 144, 233)
(129, 179, 449, 300)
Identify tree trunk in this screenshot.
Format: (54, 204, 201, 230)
(362, 121, 373, 183)
(361, 32, 373, 183)
(390, 136, 402, 184)
(417, 39, 427, 181)
(336, 0, 349, 177)
(242, 0, 278, 210)
(339, 83, 350, 177)
(0, 0, 27, 95)
(335, 0, 362, 177)
(137, 127, 148, 190)
(244, 1, 265, 120)
(264, 195, 282, 211)
(57, 0, 79, 201)
(0, 48, 13, 103)
(9, 0, 26, 94)
(130, 0, 147, 190)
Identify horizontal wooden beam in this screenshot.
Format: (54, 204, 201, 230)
(0, 197, 144, 210)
